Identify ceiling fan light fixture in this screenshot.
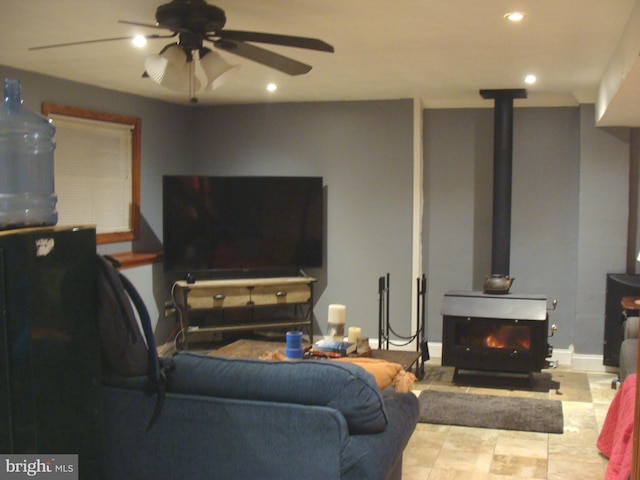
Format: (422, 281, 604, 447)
(144, 45, 189, 90)
(504, 12, 526, 22)
(132, 35, 148, 48)
(199, 49, 240, 91)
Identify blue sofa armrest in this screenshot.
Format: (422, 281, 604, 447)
(167, 352, 388, 434)
(341, 387, 419, 480)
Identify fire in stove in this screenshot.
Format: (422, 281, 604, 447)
(460, 323, 531, 350)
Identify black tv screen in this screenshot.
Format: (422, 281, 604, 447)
(162, 175, 323, 274)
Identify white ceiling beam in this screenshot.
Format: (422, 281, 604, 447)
(597, 0, 640, 127)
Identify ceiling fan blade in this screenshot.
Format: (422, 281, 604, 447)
(118, 20, 164, 29)
(29, 33, 177, 51)
(30, 36, 137, 51)
(118, 20, 193, 35)
(218, 30, 334, 53)
(213, 39, 312, 75)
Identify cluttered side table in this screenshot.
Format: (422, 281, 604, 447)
(209, 338, 422, 374)
(208, 338, 420, 393)
(209, 339, 294, 359)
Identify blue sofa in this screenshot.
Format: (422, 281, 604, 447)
(102, 352, 419, 480)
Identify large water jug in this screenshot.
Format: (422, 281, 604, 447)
(0, 78, 57, 229)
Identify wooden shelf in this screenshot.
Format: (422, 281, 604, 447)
(110, 251, 163, 269)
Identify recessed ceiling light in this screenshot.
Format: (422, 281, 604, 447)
(266, 83, 277, 92)
(504, 12, 526, 22)
(524, 74, 537, 85)
(132, 35, 147, 48)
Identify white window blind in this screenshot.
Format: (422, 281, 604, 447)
(50, 113, 133, 235)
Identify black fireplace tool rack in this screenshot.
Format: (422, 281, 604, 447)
(377, 273, 428, 378)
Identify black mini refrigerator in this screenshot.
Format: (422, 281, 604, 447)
(0, 226, 102, 478)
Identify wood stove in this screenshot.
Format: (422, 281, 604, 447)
(439, 88, 557, 384)
(442, 291, 553, 381)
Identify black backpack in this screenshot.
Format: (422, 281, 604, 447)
(96, 254, 170, 429)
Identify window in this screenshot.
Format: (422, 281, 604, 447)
(42, 103, 141, 244)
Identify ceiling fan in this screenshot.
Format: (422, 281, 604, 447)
(30, 0, 334, 101)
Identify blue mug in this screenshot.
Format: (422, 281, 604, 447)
(285, 331, 304, 359)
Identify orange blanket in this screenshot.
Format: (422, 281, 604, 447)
(334, 357, 416, 393)
(597, 373, 636, 480)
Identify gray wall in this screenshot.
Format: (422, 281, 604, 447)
(576, 105, 630, 353)
(424, 105, 631, 354)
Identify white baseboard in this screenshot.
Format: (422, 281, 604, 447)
(370, 339, 615, 373)
(570, 353, 611, 373)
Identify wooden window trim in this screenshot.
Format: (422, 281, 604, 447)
(41, 103, 141, 245)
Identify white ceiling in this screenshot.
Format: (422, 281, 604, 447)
(2, 0, 640, 125)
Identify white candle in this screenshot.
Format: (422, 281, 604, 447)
(328, 304, 346, 339)
(348, 326, 361, 344)
(328, 304, 346, 325)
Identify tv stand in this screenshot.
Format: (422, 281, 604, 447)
(172, 276, 316, 350)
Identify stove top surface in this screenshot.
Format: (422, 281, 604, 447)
(442, 290, 549, 320)
(444, 290, 547, 300)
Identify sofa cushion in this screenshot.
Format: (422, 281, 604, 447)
(167, 352, 388, 434)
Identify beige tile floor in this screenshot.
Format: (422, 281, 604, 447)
(403, 358, 619, 480)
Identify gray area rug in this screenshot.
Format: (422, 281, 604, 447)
(418, 390, 563, 434)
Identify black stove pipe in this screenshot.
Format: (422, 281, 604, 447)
(480, 89, 527, 276)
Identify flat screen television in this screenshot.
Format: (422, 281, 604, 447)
(162, 175, 323, 276)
